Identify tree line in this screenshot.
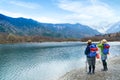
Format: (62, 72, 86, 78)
(0, 32, 120, 44)
(81, 32, 120, 42)
(0, 33, 79, 44)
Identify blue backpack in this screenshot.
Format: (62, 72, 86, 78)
(103, 44, 110, 55)
(88, 44, 98, 57)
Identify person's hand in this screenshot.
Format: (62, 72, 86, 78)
(96, 53, 100, 59)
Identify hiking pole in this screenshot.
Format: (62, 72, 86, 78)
(85, 57, 88, 80)
(86, 57, 87, 72)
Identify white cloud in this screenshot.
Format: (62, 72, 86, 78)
(0, 9, 31, 18)
(0, 9, 61, 23)
(56, 0, 120, 32)
(34, 17, 61, 23)
(65, 14, 93, 20)
(9, 1, 41, 9)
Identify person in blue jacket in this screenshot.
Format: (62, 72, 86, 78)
(85, 40, 97, 74)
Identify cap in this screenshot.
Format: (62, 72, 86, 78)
(101, 39, 107, 44)
(87, 39, 92, 43)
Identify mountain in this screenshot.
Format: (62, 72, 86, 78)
(0, 14, 100, 38)
(106, 21, 120, 33)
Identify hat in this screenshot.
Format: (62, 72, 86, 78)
(101, 39, 107, 44)
(87, 40, 92, 43)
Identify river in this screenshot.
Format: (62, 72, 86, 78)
(0, 42, 120, 80)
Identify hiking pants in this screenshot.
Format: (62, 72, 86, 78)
(87, 57, 96, 73)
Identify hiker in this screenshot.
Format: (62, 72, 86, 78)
(97, 39, 110, 71)
(85, 40, 98, 74)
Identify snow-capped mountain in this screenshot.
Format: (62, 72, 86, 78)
(107, 21, 120, 33)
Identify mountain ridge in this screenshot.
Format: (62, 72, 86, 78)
(106, 21, 120, 33)
(0, 13, 100, 39)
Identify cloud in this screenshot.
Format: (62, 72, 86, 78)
(56, 0, 120, 31)
(34, 17, 61, 23)
(0, 9, 31, 18)
(0, 10, 61, 24)
(9, 1, 41, 9)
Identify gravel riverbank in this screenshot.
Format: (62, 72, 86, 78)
(58, 56, 120, 80)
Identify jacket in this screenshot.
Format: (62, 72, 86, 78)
(85, 44, 91, 58)
(97, 43, 105, 56)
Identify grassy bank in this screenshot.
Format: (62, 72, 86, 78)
(0, 33, 80, 44)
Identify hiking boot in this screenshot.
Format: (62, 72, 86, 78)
(105, 68, 108, 71)
(105, 67, 108, 71)
(92, 72, 95, 74)
(101, 69, 106, 71)
(101, 68, 108, 71)
(87, 72, 91, 75)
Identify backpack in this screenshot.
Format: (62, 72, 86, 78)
(103, 44, 110, 55)
(88, 44, 98, 57)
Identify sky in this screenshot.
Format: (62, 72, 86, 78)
(0, 0, 120, 33)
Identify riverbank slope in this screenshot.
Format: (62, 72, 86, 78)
(58, 56, 120, 80)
